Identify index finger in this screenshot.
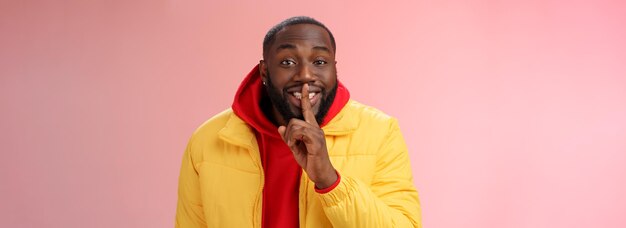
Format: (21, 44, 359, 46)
(301, 83, 319, 127)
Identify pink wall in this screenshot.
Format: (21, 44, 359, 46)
(2, 1, 625, 227)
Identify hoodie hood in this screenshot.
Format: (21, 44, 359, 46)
(232, 64, 350, 138)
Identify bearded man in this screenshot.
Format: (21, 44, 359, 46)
(175, 16, 422, 228)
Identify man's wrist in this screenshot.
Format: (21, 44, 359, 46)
(314, 169, 339, 189)
(315, 170, 341, 194)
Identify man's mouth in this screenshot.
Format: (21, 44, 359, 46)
(292, 92, 317, 100)
(287, 91, 320, 108)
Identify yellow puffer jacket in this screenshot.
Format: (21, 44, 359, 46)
(176, 100, 422, 228)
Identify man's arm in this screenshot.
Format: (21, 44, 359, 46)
(278, 85, 421, 227)
(317, 119, 422, 227)
(174, 138, 206, 228)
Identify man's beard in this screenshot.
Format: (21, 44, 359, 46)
(262, 74, 338, 125)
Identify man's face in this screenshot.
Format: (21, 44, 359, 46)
(261, 24, 337, 125)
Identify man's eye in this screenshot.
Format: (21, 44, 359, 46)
(314, 60, 327, 65)
(280, 60, 295, 66)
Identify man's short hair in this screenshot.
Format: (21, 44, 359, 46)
(263, 16, 336, 59)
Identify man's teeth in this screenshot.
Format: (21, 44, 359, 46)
(292, 92, 316, 99)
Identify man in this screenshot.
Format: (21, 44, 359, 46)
(176, 16, 421, 228)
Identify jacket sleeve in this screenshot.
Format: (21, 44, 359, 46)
(175, 137, 206, 228)
(317, 119, 422, 228)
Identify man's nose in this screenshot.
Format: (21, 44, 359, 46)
(294, 63, 315, 83)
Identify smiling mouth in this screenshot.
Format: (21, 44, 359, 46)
(291, 91, 317, 100)
(287, 90, 320, 109)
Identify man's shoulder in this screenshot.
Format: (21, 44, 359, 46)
(188, 108, 237, 141)
(343, 99, 396, 125)
(325, 99, 399, 136)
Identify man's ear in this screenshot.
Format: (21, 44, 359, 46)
(259, 60, 267, 81)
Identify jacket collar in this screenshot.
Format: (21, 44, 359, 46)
(319, 100, 357, 136)
(218, 109, 258, 150)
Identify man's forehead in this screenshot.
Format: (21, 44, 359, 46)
(272, 24, 332, 49)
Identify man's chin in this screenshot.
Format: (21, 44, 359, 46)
(287, 111, 305, 121)
(289, 107, 318, 120)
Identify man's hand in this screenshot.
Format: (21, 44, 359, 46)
(278, 84, 338, 189)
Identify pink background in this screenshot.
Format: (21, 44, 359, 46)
(2, 1, 625, 227)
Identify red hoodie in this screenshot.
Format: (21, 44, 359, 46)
(232, 64, 350, 228)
